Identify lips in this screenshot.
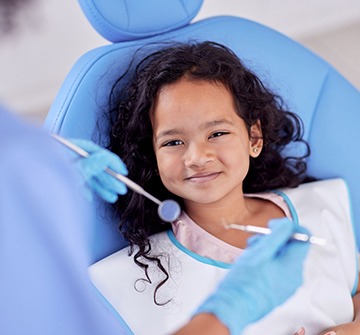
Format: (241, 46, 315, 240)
(185, 172, 221, 184)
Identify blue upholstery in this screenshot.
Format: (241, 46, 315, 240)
(78, 0, 204, 42)
(44, 0, 360, 263)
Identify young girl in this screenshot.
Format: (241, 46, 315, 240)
(89, 41, 360, 335)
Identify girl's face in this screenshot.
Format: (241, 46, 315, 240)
(152, 78, 262, 208)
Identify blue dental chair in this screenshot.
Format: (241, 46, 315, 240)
(44, 0, 360, 267)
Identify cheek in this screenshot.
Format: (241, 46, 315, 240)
(221, 138, 250, 160)
(220, 140, 251, 174)
(156, 152, 180, 183)
(158, 164, 182, 196)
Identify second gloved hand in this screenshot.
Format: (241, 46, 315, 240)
(195, 218, 311, 335)
(71, 139, 128, 203)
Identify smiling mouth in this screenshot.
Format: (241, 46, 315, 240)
(185, 172, 221, 184)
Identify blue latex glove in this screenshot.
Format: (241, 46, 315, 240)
(195, 218, 310, 335)
(70, 139, 128, 203)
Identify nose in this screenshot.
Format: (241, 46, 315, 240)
(184, 142, 214, 168)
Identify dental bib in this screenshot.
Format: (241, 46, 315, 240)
(89, 179, 358, 335)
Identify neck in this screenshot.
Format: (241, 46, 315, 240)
(183, 193, 251, 236)
(182, 192, 284, 249)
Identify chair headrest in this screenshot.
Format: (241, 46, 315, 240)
(78, 0, 204, 42)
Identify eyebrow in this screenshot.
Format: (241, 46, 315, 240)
(201, 119, 234, 129)
(155, 119, 234, 141)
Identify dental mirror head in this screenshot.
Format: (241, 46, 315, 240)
(158, 199, 181, 222)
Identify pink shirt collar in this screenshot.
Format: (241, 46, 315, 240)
(171, 192, 290, 263)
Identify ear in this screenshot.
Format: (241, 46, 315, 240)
(249, 120, 263, 158)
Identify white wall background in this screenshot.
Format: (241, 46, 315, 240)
(1, 0, 359, 124)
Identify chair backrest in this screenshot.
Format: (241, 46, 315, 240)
(44, 0, 360, 263)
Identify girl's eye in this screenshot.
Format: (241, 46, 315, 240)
(209, 131, 230, 139)
(162, 140, 184, 147)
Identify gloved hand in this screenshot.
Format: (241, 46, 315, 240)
(70, 139, 128, 203)
(195, 218, 310, 335)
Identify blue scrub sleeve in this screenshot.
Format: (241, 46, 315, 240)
(0, 109, 130, 335)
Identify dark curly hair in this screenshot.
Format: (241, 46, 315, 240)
(108, 41, 311, 304)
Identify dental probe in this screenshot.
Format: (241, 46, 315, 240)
(52, 134, 181, 223)
(224, 223, 326, 246)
